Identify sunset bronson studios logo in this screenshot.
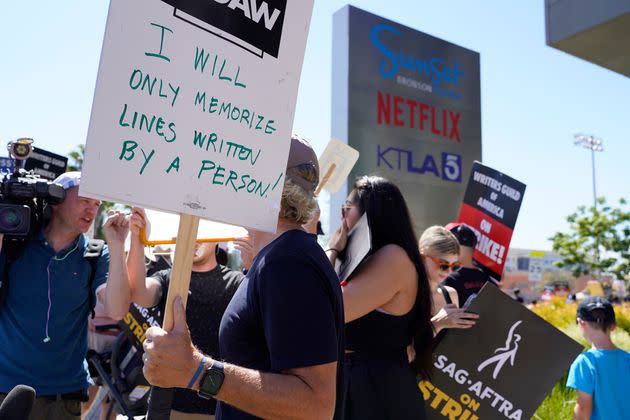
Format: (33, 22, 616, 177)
(370, 23, 464, 100)
(161, 0, 287, 58)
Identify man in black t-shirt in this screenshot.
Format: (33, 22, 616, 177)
(127, 208, 244, 419)
(442, 223, 497, 306)
(141, 135, 345, 420)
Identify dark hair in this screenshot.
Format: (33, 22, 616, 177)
(352, 175, 433, 379)
(584, 309, 616, 333)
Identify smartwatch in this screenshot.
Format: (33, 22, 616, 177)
(198, 360, 225, 399)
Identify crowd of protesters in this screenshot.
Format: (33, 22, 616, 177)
(0, 134, 628, 420)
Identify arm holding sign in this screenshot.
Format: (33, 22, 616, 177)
(233, 237, 255, 272)
(143, 297, 337, 420)
(431, 304, 477, 334)
(126, 207, 162, 308)
(325, 217, 348, 266)
(98, 211, 132, 320)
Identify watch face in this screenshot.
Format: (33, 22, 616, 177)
(199, 367, 225, 398)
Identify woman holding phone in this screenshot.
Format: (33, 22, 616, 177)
(418, 226, 479, 335)
(327, 175, 432, 419)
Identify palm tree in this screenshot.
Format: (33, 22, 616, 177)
(67, 144, 85, 171)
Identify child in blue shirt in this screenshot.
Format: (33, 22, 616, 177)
(567, 296, 630, 420)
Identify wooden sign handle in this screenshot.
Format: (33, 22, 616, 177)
(315, 163, 337, 196)
(162, 213, 200, 332)
(139, 227, 239, 246)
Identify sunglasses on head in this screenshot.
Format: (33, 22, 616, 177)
(427, 256, 462, 272)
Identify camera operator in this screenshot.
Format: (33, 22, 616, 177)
(0, 171, 131, 420)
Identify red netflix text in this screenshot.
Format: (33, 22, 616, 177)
(376, 91, 461, 142)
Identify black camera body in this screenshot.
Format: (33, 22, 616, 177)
(0, 139, 66, 237)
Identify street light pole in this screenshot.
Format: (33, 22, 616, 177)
(591, 147, 597, 208)
(573, 133, 604, 279)
(574, 134, 603, 208)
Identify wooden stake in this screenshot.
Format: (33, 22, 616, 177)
(161, 213, 200, 332)
(315, 163, 336, 196)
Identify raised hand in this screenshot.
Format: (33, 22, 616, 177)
(327, 218, 349, 253)
(103, 210, 129, 249)
(128, 207, 147, 237)
(233, 236, 255, 271)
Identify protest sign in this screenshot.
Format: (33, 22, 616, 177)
(81, 0, 314, 233)
(457, 162, 526, 280)
(422, 284, 582, 420)
(335, 213, 371, 282)
(24, 147, 68, 180)
(141, 208, 248, 245)
(317, 139, 359, 194)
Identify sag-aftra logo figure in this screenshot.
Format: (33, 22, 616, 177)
(477, 320, 523, 380)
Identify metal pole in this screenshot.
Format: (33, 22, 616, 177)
(591, 146, 599, 280)
(591, 147, 597, 209)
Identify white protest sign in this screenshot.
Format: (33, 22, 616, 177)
(81, 0, 314, 232)
(144, 208, 247, 242)
(317, 138, 360, 194)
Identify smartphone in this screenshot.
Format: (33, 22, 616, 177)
(462, 293, 477, 309)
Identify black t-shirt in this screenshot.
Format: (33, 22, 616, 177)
(441, 267, 492, 306)
(152, 265, 244, 414)
(217, 230, 345, 420)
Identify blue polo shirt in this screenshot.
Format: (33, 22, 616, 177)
(0, 230, 109, 395)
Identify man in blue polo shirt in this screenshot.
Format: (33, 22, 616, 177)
(0, 172, 131, 420)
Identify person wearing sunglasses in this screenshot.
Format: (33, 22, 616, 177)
(442, 222, 498, 307)
(327, 175, 432, 420)
(418, 226, 479, 336)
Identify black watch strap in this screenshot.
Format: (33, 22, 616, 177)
(198, 360, 225, 399)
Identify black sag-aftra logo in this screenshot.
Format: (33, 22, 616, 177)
(161, 0, 287, 58)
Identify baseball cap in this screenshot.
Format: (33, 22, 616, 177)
(286, 134, 319, 192)
(577, 296, 615, 324)
(445, 222, 478, 248)
(53, 171, 81, 190)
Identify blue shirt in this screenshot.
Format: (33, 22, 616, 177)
(217, 230, 345, 420)
(567, 348, 630, 420)
(0, 230, 109, 395)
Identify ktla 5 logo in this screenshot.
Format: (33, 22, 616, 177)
(161, 0, 287, 58)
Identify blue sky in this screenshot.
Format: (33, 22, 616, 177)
(1, 1, 628, 249)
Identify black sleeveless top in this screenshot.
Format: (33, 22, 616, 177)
(438, 285, 453, 305)
(345, 306, 416, 354)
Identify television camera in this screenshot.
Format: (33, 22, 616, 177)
(0, 138, 65, 237)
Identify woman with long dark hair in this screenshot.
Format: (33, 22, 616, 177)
(326, 175, 432, 419)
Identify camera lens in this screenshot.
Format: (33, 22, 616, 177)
(0, 204, 30, 235)
(0, 208, 22, 229)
